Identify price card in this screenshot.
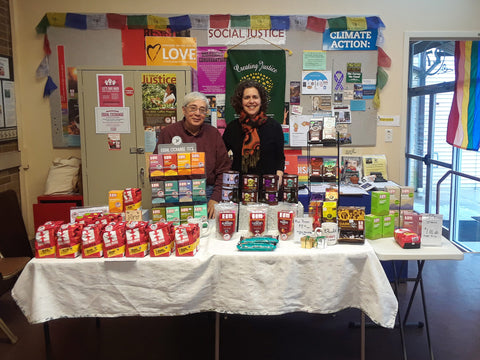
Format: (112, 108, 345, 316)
(294, 217, 314, 240)
(421, 214, 443, 246)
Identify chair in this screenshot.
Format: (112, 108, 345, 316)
(0, 190, 33, 344)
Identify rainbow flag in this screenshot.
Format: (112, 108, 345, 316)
(447, 41, 480, 150)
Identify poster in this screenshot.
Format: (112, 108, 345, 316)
(95, 107, 131, 133)
(142, 73, 177, 128)
(197, 46, 227, 94)
(362, 154, 388, 179)
(301, 71, 332, 95)
(67, 67, 80, 137)
(289, 115, 310, 147)
(145, 37, 197, 69)
(2, 81, 16, 127)
(97, 74, 124, 107)
(225, 49, 286, 123)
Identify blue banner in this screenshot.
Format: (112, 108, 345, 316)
(323, 29, 378, 51)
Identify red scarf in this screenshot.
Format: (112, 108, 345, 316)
(240, 111, 267, 173)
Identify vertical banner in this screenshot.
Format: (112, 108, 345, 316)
(225, 50, 286, 123)
(142, 72, 177, 128)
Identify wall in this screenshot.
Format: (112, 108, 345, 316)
(9, 0, 480, 236)
(0, 0, 21, 202)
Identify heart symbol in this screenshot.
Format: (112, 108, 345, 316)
(146, 44, 162, 62)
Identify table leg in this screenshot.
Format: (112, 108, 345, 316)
(215, 312, 220, 360)
(418, 262, 435, 360)
(392, 261, 408, 360)
(361, 312, 365, 360)
(43, 321, 52, 360)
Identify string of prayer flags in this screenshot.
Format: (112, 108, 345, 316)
(168, 15, 191, 32)
(147, 16, 169, 30)
(106, 13, 127, 30)
(327, 17, 347, 31)
(306, 17, 326, 33)
(46, 13, 66, 28)
(290, 16, 308, 31)
(347, 17, 367, 31)
(231, 15, 250, 28)
(43, 76, 57, 97)
(65, 13, 87, 30)
(250, 15, 271, 30)
(270, 16, 290, 30)
(209, 14, 230, 29)
(86, 14, 108, 30)
(127, 15, 148, 29)
(377, 47, 392, 68)
(190, 15, 209, 29)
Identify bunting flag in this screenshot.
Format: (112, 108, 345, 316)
(327, 17, 347, 31)
(43, 76, 58, 97)
(306, 17, 326, 33)
(86, 14, 108, 30)
(376, 67, 388, 89)
(347, 17, 367, 31)
(147, 15, 169, 30)
(377, 47, 392, 68)
(106, 13, 127, 29)
(36, 15, 49, 34)
(46, 13, 66, 27)
(270, 16, 290, 30)
(65, 13, 87, 30)
(190, 15, 209, 29)
(168, 15, 191, 31)
(36, 56, 49, 78)
(231, 15, 250, 28)
(447, 41, 480, 150)
(250, 15, 271, 30)
(290, 16, 308, 31)
(210, 14, 230, 28)
(127, 15, 148, 29)
(43, 34, 51, 55)
(225, 49, 286, 124)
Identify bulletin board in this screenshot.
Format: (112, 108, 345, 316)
(44, 15, 382, 148)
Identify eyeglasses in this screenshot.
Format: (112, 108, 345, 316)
(185, 105, 208, 114)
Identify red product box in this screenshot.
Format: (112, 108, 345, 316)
(35, 220, 64, 258)
(56, 223, 83, 258)
(81, 224, 104, 258)
(148, 222, 174, 257)
(125, 221, 149, 257)
(103, 222, 126, 258)
(163, 154, 178, 176)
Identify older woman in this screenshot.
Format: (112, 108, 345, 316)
(223, 80, 285, 185)
(155, 91, 231, 218)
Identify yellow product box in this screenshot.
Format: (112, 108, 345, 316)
(177, 153, 192, 175)
(109, 190, 124, 213)
(322, 201, 337, 222)
(191, 152, 205, 174)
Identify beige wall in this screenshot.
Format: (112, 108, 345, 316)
(9, 0, 480, 236)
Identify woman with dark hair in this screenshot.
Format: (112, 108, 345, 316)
(163, 83, 176, 105)
(223, 80, 285, 185)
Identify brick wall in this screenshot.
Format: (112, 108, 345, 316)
(0, 0, 21, 202)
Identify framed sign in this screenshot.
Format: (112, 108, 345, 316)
(0, 56, 13, 80)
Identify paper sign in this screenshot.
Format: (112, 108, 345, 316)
(294, 217, 314, 240)
(377, 115, 400, 127)
(95, 107, 131, 133)
(421, 214, 443, 247)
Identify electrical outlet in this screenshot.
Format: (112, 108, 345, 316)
(384, 128, 393, 143)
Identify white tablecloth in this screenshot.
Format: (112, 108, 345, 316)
(12, 234, 397, 328)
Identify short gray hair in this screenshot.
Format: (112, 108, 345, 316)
(182, 91, 209, 108)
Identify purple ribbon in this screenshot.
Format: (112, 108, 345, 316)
(334, 71, 344, 91)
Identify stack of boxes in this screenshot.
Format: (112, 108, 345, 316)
(149, 152, 207, 225)
(365, 191, 393, 240)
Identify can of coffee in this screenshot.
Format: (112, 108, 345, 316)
(223, 171, 240, 186)
(283, 174, 298, 189)
(263, 191, 278, 205)
(242, 174, 259, 191)
(262, 174, 278, 192)
(242, 190, 258, 204)
(283, 187, 298, 203)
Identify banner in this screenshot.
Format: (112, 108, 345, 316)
(323, 29, 378, 50)
(145, 37, 197, 69)
(225, 50, 286, 123)
(208, 28, 286, 45)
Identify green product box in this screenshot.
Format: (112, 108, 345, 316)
(371, 191, 390, 216)
(382, 215, 395, 238)
(192, 178, 207, 202)
(152, 207, 166, 223)
(166, 206, 180, 225)
(180, 205, 194, 224)
(365, 214, 382, 240)
(194, 203, 208, 221)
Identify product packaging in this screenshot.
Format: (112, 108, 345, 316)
(35, 220, 64, 258)
(215, 202, 238, 240)
(56, 223, 83, 258)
